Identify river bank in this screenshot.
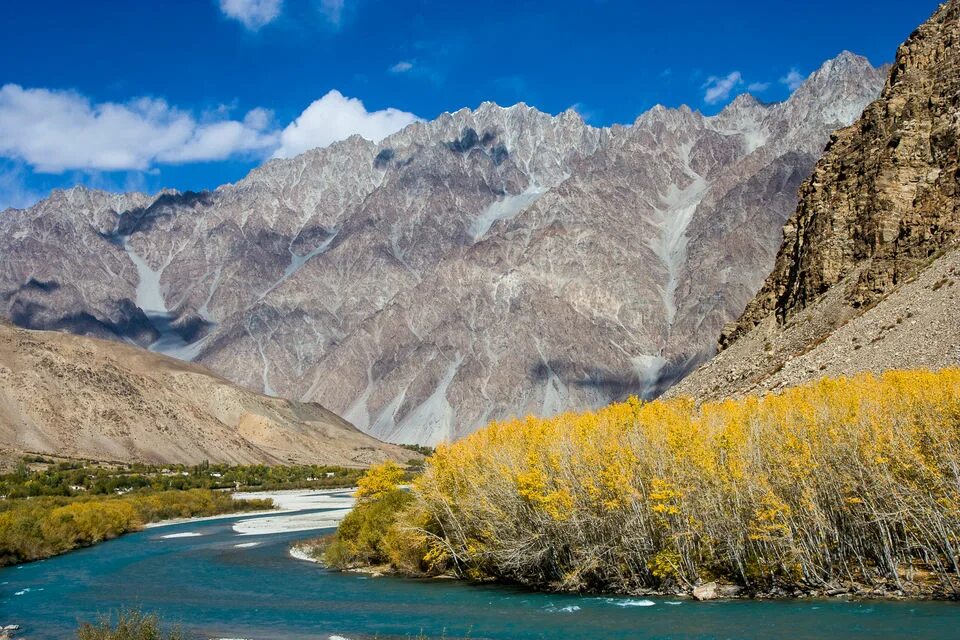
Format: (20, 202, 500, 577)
(143, 488, 356, 531)
(311, 465, 959, 603)
(1, 486, 357, 570)
(5, 500, 960, 640)
(309, 560, 956, 602)
(0, 489, 273, 567)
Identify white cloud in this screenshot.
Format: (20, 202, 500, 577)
(0, 85, 420, 173)
(0, 84, 277, 173)
(273, 90, 421, 159)
(703, 72, 743, 105)
(320, 0, 345, 26)
(390, 61, 414, 74)
(747, 82, 771, 93)
(780, 69, 806, 91)
(219, 0, 283, 30)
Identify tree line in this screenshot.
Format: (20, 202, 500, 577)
(328, 369, 960, 598)
(0, 488, 273, 566)
(0, 461, 365, 498)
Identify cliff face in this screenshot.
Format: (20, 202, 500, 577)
(671, 0, 960, 402)
(726, 0, 960, 346)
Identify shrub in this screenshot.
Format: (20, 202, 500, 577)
(325, 488, 413, 569)
(77, 609, 188, 640)
(354, 461, 406, 502)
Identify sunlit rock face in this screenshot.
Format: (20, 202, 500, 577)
(0, 54, 885, 444)
(731, 2, 960, 340)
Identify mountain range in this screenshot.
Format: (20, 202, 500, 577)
(1, 52, 887, 444)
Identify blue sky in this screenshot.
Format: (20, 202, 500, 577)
(0, 0, 939, 209)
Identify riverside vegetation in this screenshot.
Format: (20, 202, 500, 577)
(326, 369, 960, 599)
(75, 609, 186, 640)
(0, 460, 368, 497)
(0, 460, 370, 566)
(0, 489, 272, 566)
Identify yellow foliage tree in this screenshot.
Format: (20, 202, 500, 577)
(355, 461, 406, 502)
(385, 368, 960, 596)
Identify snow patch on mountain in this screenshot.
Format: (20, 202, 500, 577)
(125, 239, 207, 361)
(469, 184, 548, 241)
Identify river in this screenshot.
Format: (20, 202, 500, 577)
(2, 490, 958, 639)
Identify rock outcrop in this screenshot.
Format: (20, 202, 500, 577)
(0, 54, 886, 443)
(0, 322, 412, 465)
(672, 0, 960, 401)
(725, 0, 960, 346)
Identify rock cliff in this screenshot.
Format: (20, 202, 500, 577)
(726, 0, 960, 344)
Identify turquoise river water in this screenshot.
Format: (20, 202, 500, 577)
(2, 493, 958, 639)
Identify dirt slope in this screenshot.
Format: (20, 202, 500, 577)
(0, 321, 412, 465)
(667, 246, 960, 400)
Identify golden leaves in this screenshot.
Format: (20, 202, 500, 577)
(396, 368, 960, 593)
(355, 461, 406, 502)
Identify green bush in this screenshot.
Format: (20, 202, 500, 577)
(77, 609, 188, 640)
(325, 488, 413, 568)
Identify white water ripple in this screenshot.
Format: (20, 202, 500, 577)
(608, 598, 656, 607)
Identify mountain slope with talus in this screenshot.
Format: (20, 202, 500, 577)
(0, 320, 412, 465)
(0, 55, 886, 444)
(669, 0, 960, 401)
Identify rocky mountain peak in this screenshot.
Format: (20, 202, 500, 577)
(820, 50, 873, 73)
(800, 51, 883, 97)
(724, 93, 765, 110)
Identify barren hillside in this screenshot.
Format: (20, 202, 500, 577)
(0, 320, 412, 465)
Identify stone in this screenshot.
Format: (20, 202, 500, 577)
(692, 582, 719, 600)
(717, 584, 744, 598)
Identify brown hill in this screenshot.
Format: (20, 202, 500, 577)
(671, 0, 960, 400)
(0, 321, 412, 465)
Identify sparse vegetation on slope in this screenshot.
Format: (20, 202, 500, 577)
(359, 369, 960, 598)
